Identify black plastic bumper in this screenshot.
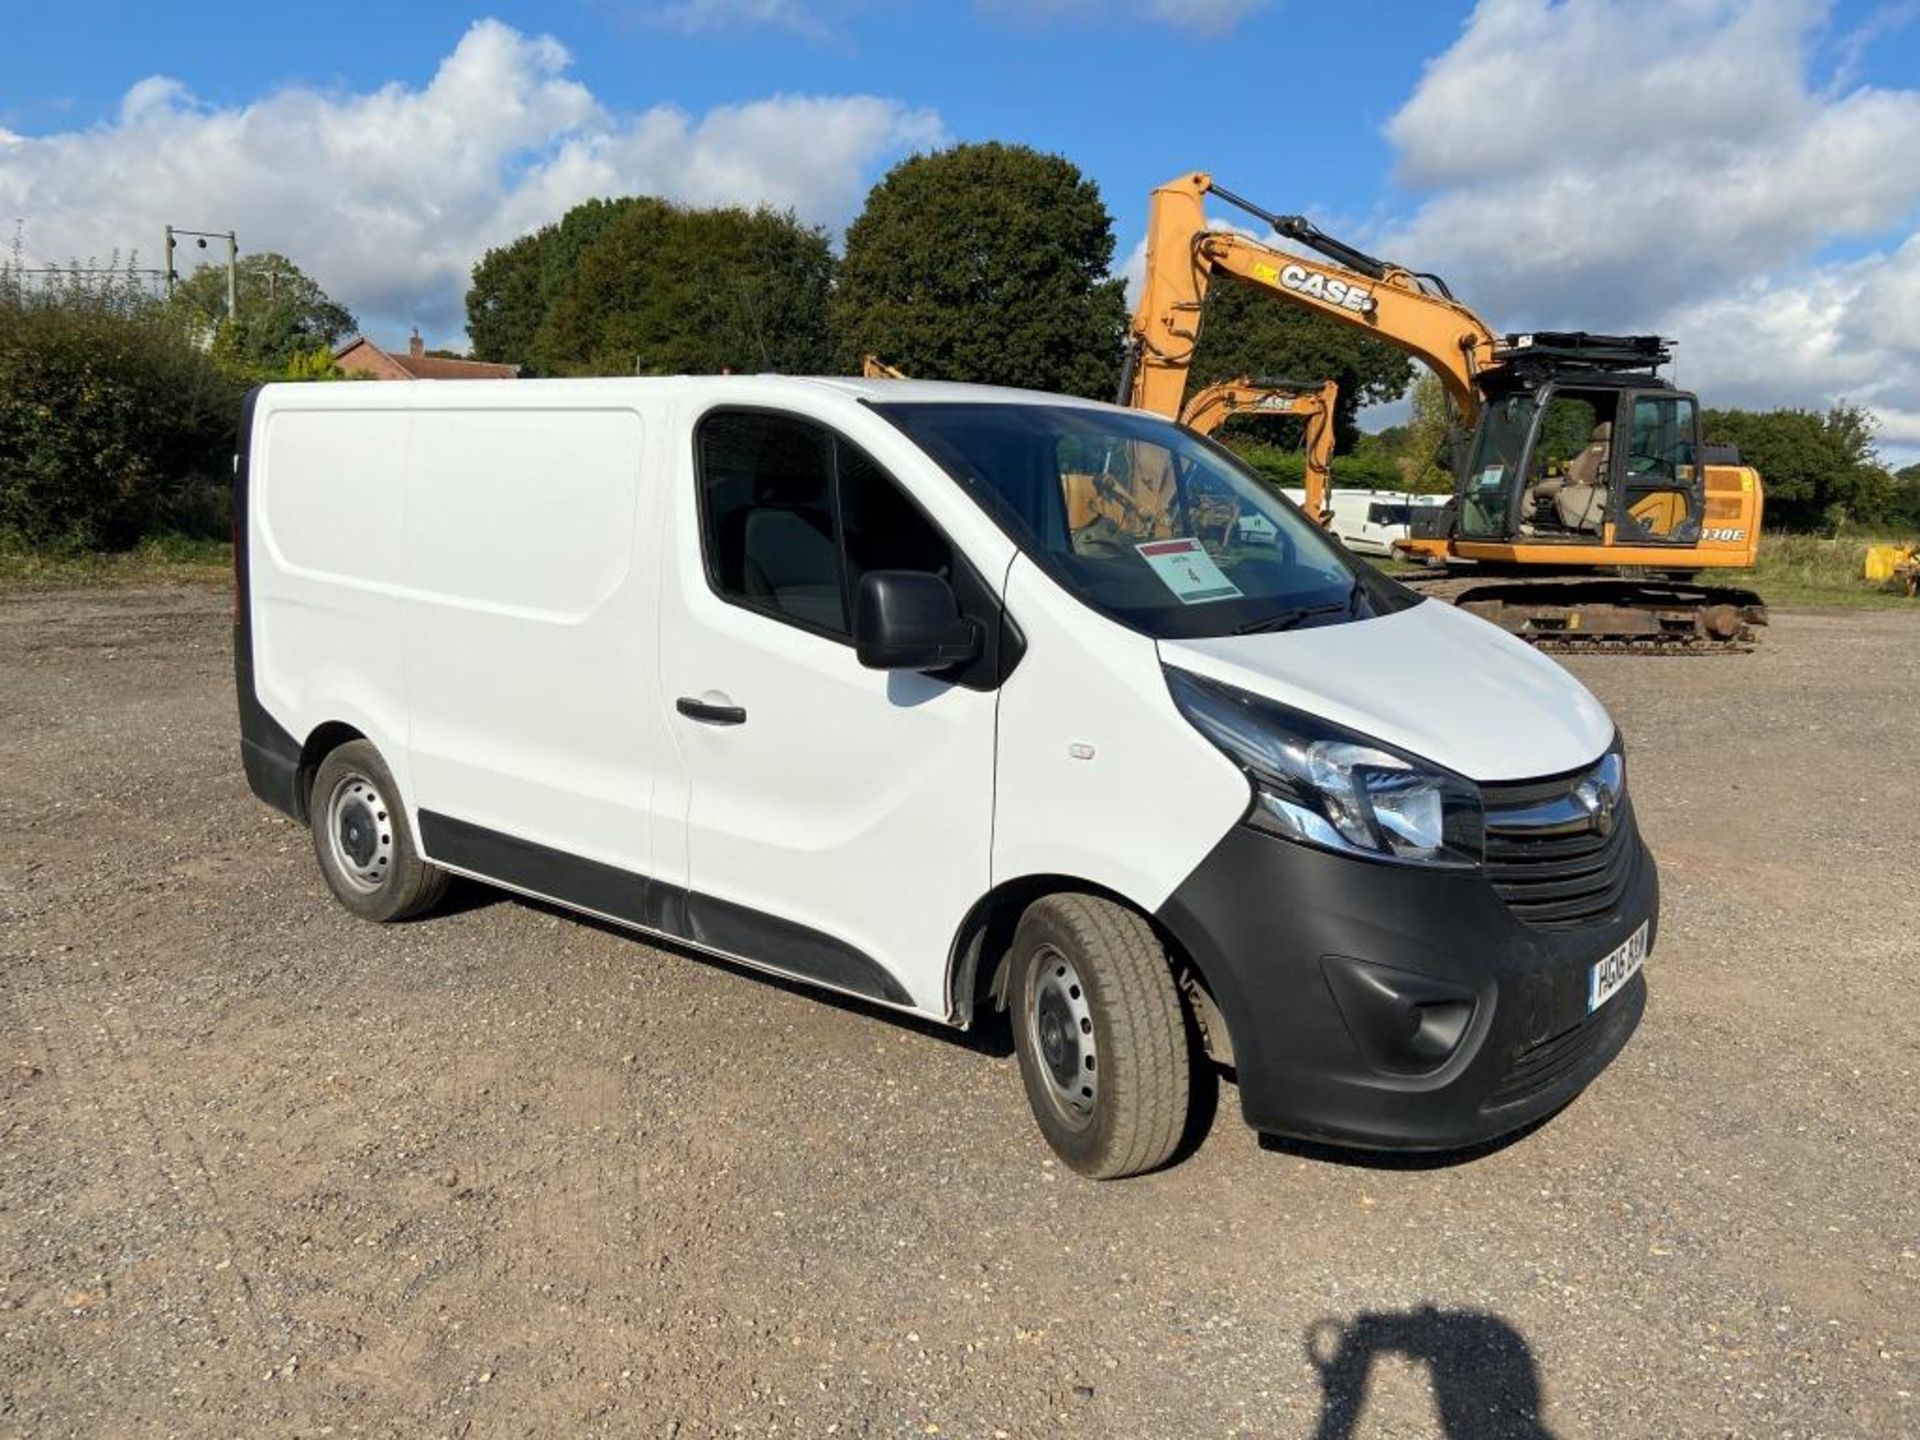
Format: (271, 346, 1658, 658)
(1155, 822, 1655, 1151)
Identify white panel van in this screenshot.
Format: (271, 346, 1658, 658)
(1324, 489, 1452, 558)
(236, 377, 1654, 1178)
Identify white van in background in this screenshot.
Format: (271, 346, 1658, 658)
(236, 377, 1654, 1178)
(1282, 487, 1449, 557)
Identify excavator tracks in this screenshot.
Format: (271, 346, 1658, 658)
(1397, 574, 1769, 653)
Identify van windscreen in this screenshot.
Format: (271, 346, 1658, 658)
(873, 402, 1418, 640)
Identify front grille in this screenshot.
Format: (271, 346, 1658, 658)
(1482, 758, 1635, 930)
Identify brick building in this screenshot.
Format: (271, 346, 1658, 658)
(333, 330, 518, 381)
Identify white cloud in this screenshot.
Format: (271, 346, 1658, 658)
(1138, 0, 1269, 33)
(1664, 234, 1920, 448)
(647, 0, 825, 35)
(1372, 0, 1920, 458)
(980, 0, 1269, 34)
(0, 19, 944, 346)
(647, 0, 1272, 38)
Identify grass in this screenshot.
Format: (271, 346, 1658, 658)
(0, 532, 233, 590)
(1717, 532, 1917, 610)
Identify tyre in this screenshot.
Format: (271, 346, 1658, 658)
(309, 739, 448, 922)
(1009, 894, 1193, 1179)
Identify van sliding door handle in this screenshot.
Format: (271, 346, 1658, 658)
(676, 696, 748, 726)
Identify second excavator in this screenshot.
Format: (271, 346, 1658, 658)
(1179, 376, 1339, 525)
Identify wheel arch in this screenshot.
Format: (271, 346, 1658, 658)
(944, 873, 1228, 1057)
(295, 720, 367, 822)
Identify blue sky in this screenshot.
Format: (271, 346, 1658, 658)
(0, 1, 1466, 248)
(3, 1, 1918, 454)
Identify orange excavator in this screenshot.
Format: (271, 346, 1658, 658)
(1121, 171, 1768, 648)
(1179, 376, 1338, 525)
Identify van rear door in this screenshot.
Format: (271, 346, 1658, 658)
(656, 407, 999, 1015)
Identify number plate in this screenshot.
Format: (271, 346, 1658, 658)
(1588, 921, 1648, 1014)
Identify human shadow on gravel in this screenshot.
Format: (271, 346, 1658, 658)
(1305, 1306, 1555, 1439)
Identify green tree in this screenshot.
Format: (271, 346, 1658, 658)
(1892, 462, 1920, 529)
(1704, 403, 1895, 531)
(171, 252, 354, 374)
(1222, 438, 1406, 493)
(467, 197, 652, 370)
(1, 283, 242, 548)
(1185, 279, 1415, 453)
(531, 201, 835, 376)
(832, 142, 1128, 399)
(466, 230, 544, 365)
(1396, 371, 1457, 492)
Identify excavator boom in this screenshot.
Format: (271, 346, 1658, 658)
(1123, 172, 1498, 425)
(1178, 377, 1339, 524)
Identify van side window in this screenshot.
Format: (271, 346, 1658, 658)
(699, 411, 846, 633)
(696, 410, 954, 641)
(836, 440, 953, 597)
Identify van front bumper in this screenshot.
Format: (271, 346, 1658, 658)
(1154, 821, 1655, 1151)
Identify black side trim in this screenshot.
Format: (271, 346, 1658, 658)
(420, 811, 670, 931)
(681, 892, 909, 1003)
(418, 810, 912, 1007)
(232, 384, 305, 820)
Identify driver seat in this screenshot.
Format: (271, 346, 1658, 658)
(1555, 421, 1611, 533)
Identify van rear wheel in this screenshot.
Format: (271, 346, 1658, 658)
(309, 740, 448, 922)
(1009, 894, 1192, 1179)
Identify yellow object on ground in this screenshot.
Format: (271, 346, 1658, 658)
(1863, 543, 1915, 584)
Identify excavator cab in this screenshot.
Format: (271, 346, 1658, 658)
(1439, 334, 1707, 550)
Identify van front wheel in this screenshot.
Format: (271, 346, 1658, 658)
(1010, 894, 1192, 1179)
(309, 740, 448, 922)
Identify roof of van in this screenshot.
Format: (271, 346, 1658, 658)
(795, 377, 1117, 408)
(256, 374, 1123, 410)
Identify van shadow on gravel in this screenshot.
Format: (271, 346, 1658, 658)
(1305, 1306, 1556, 1439)
(1255, 1107, 1561, 1170)
(463, 887, 1019, 1058)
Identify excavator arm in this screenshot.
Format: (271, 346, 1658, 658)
(1122, 172, 1499, 427)
(1179, 377, 1339, 524)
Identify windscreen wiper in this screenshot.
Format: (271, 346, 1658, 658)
(1233, 603, 1344, 635)
(1232, 580, 1362, 635)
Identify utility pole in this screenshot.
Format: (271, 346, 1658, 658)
(164, 224, 239, 318)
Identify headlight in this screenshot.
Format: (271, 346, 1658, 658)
(1165, 668, 1484, 868)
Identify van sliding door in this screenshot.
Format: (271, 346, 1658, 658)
(400, 406, 666, 886)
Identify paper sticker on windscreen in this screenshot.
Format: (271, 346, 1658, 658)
(1135, 538, 1242, 605)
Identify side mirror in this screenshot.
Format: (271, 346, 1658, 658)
(854, 571, 981, 673)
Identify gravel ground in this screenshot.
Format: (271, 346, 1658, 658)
(1, 587, 1915, 1439)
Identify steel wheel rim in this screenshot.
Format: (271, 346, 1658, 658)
(1028, 945, 1097, 1125)
(324, 772, 394, 893)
